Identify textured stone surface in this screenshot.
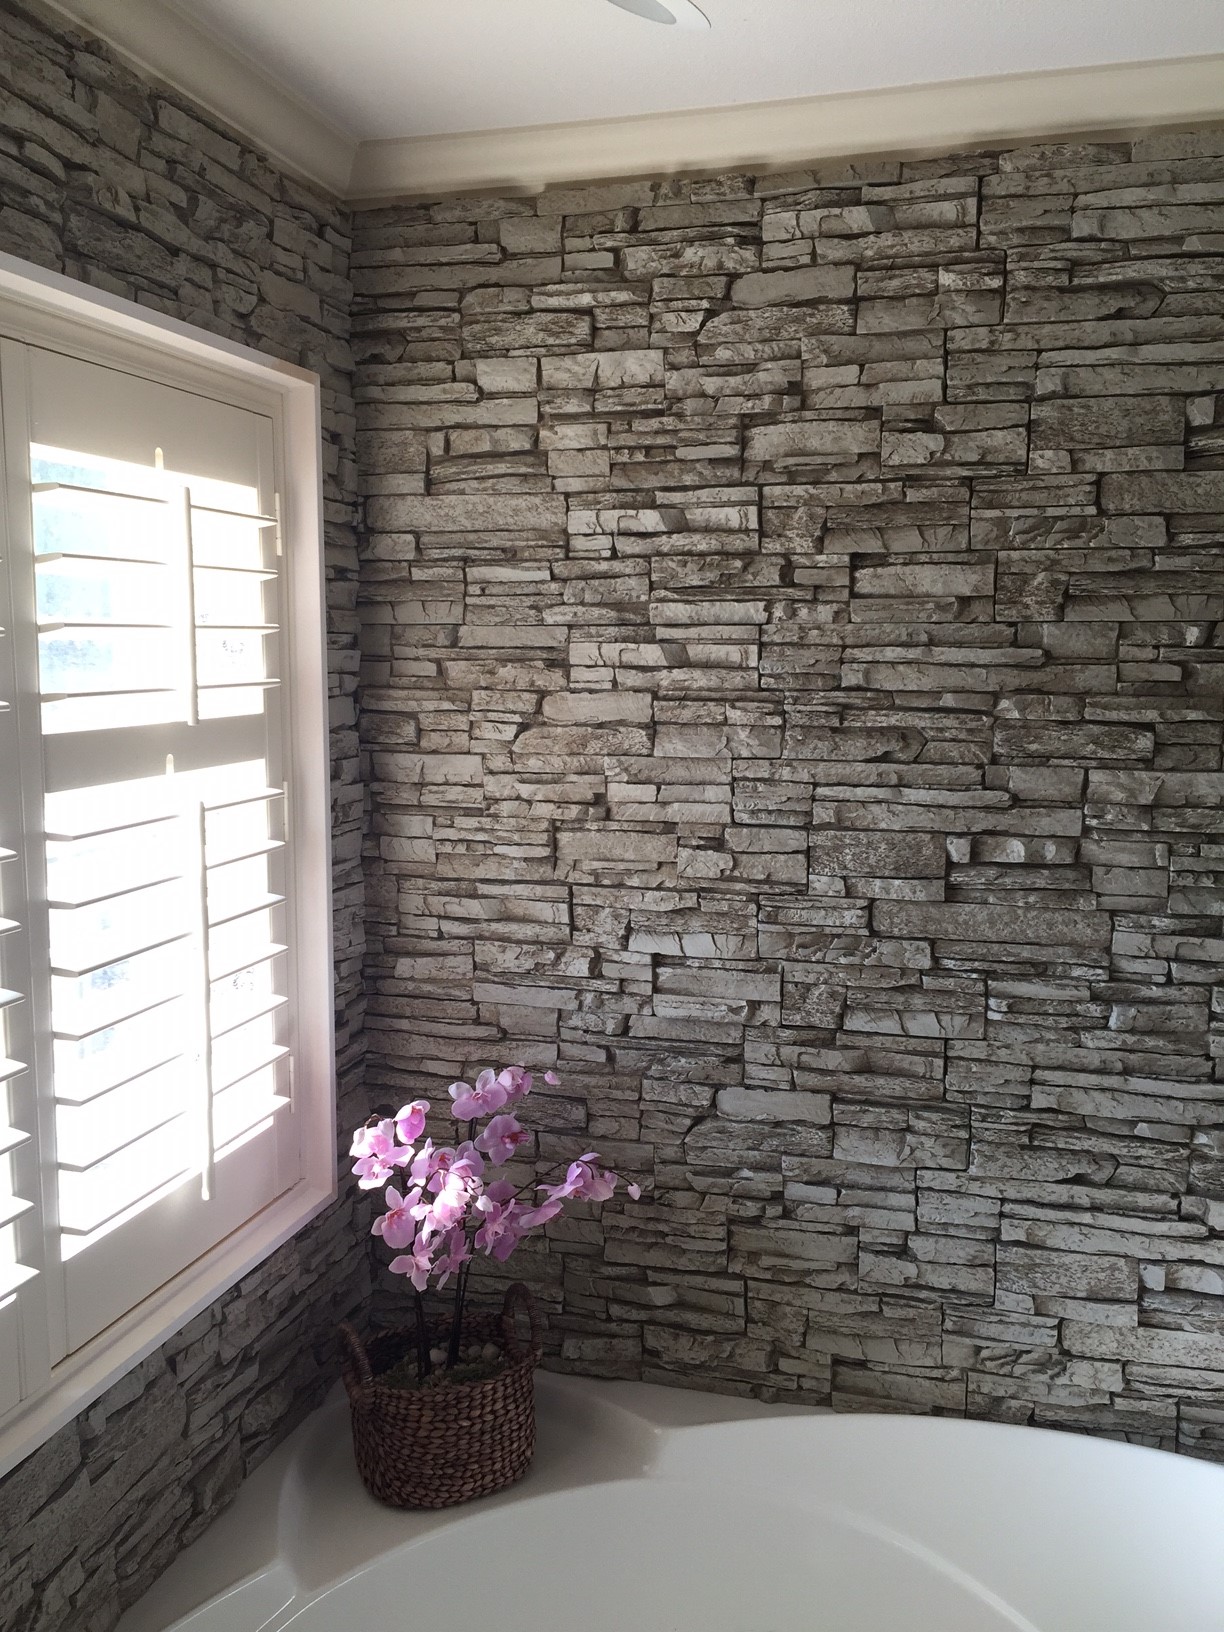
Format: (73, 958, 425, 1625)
(0, 5, 369, 1629)
(4, 7, 1224, 1623)
(356, 133, 1224, 1469)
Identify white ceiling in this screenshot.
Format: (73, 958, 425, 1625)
(174, 0, 1224, 141)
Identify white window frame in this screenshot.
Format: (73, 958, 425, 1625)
(0, 250, 337, 1480)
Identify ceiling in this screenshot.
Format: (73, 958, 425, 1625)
(44, 0, 1224, 199)
(174, 0, 1224, 143)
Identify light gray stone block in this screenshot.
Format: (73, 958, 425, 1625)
(731, 265, 856, 307)
(1100, 471, 1224, 513)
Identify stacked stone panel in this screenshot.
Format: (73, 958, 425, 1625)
(0, 4, 368, 1628)
(356, 136, 1224, 1462)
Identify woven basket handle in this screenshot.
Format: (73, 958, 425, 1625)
(500, 1282, 541, 1362)
(337, 1320, 375, 1396)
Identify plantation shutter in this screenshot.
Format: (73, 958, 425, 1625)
(3, 345, 299, 1361)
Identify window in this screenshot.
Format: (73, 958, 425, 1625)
(0, 255, 335, 1475)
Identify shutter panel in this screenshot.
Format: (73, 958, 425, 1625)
(0, 352, 48, 1412)
(22, 350, 298, 1356)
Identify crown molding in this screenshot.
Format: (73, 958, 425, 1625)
(30, 5, 1224, 208)
(348, 53, 1224, 204)
(41, 0, 357, 197)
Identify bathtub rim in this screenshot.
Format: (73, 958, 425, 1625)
(116, 1366, 1224, 1632)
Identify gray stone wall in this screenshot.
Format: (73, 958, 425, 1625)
(1, 4, 1222, 1620)
(0, 5, 369, 1629)
(356, 136, 1224, 1462)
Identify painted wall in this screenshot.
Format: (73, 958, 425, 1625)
(0, 4, 369, 1628)
(355, 133, 1224, 1462)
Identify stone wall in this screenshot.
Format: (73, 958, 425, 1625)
(1, 5, 1222, 1620)
(356, 134, 1224, 1462)
(0, 5, 369, 1629)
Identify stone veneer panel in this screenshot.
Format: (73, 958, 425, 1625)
(0, 5, 368, 1629)
(355, 136, 1224, 1463)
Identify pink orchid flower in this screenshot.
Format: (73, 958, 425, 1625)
(407, 1187, 437, 1237)
(448, 1069, 508, 1121)
(409, 1138, 438, 1188)
(389, 1236, 435, 1292)
(516, 1197, 563, 1230)
(371, 1185, 421, 1251)
(476, 1113, 531, 1166)
(426, 1172, 470, 1236)
(474, 1182, 527, 1260)
(572, 1157, 641, 1203)
(539, 1154, 598, 1206)
(395, 1100, 429, 1143)
(429, 1140, 484, 1192)
(544, 1070, 560, 1085)
(531, 1156, 643, 1217)
(575, 1160, 622, 1203)
(349, 1118, 412, 1190)
(515, 1156, 588, 1226)
(496, 1065, 533, 1103)
(434, 1226, 471, 1288)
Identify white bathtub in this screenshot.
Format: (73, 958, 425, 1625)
(118, 1371, 1224, 1632)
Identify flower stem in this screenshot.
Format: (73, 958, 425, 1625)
(511, 1155, 575, 1201)
(445, 1260, 470, 1369)
(414, 1289, 431, 1381)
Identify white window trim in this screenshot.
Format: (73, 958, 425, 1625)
(0, 250, 337, 1481)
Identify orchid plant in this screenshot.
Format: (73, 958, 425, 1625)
(350, 1065, 640, 1379)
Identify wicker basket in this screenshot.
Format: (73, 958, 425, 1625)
(338, 1282, 540, 1509)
